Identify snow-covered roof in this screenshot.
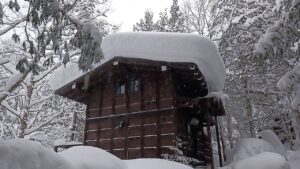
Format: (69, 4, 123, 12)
(50, 32, 225, 93)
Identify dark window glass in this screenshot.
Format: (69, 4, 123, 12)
(129, 78, 140, 93)
(116, 81, 126, 96)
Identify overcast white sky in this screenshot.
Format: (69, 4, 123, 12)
(107, 0, 173, 32)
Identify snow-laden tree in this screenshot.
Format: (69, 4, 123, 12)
(254, 0, 300, 141)
(168, 0, 187, 32)
(0, 0, 117, 104)
(209, 0, 292, 141)
(0, 0, 116, 145)
(182, 0, 217, 36)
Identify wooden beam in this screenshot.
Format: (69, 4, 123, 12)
(125, 76, 129, 159)
(97, 84, 104, 147)
(83, 103, 90, 145)
(140, 76, 145, 157)
(155, 73, 161, 157)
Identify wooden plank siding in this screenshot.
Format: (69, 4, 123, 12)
(85, 67, 176, 159)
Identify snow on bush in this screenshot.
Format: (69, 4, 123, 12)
(227, 138, 274, 163)
(0, 139, 71, 169)
(59, 146, 126, 169)
(220, 152, 289, 169)
(125, 158, 193, 169)
(277, 65, 300, 109)
(261, 129, 286, 156)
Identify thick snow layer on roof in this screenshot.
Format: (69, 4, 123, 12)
(50, 32, 225, 93)
(102, 32, 225, 92)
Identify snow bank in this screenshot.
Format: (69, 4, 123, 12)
(220, 152, 289, 169)
(261, 129, 286, 156)
(0, 139, 71, 169)
(0, 139, 195, 169)
(228, 138, 274, 163)
(54, 138, 82, 147)
(50, 32, 225, 94)
(59, 146, 126, 169)
(125, 158, 193, 169)
(287, 150, 300, 169)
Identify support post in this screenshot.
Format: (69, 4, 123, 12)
(215, 116, 223, 167)
(207, 124, 214, 169)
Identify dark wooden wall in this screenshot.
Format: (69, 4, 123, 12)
(84, 68, 176, 159)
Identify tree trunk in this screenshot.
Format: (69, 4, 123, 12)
(287, 96, 300, 141)
(243, 79, 256, 138)
(70, 110, 78, 142)
(18, 77, 34, 138)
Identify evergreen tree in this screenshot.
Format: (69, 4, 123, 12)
(155, 9, 169, 32)
(133, 0, 188, 33)
(168, 0, 187, 32)
(255, 0, 300, 140)
(133, 10, 155, 31)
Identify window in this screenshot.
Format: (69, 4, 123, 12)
(129, 77, 140, 93)
(116, 81, 126, 96)
(115, 76, 141, 96)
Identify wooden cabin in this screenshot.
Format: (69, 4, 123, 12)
(51, 32, 226, 167)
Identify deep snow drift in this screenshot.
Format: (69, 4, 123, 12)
(59, 146, 126, 169)
(0, 139, 193, 169)
(0, 139, 71, 169)
(50, 32, 225, 94)
(221, 131, 300, 169)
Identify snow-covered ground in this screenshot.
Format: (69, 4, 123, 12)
(0, 139, 193, 169)
(1, 132, 300, 169)
(220, 130, 300, 169)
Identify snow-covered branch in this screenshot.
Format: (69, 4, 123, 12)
(0, 70, 30, 104)
(0, 58, 10, 65)
(0, 18, 25, 36)
(277, 65, 300, 109)
(1, 101, 21, 119)
(24, 109, 65, 135)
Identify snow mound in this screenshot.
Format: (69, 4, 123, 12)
(59, 146, 126, 169)
(287, 150, 300, 169)
(0, 139, 71, 169)
(261, 129, 286, 156)
(50, 32, 225, 93)
(220, 152, 289, 169)
(125, 158, 193, 169)
(0, 139, 194, 169)
(228, 138, 274, 163)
